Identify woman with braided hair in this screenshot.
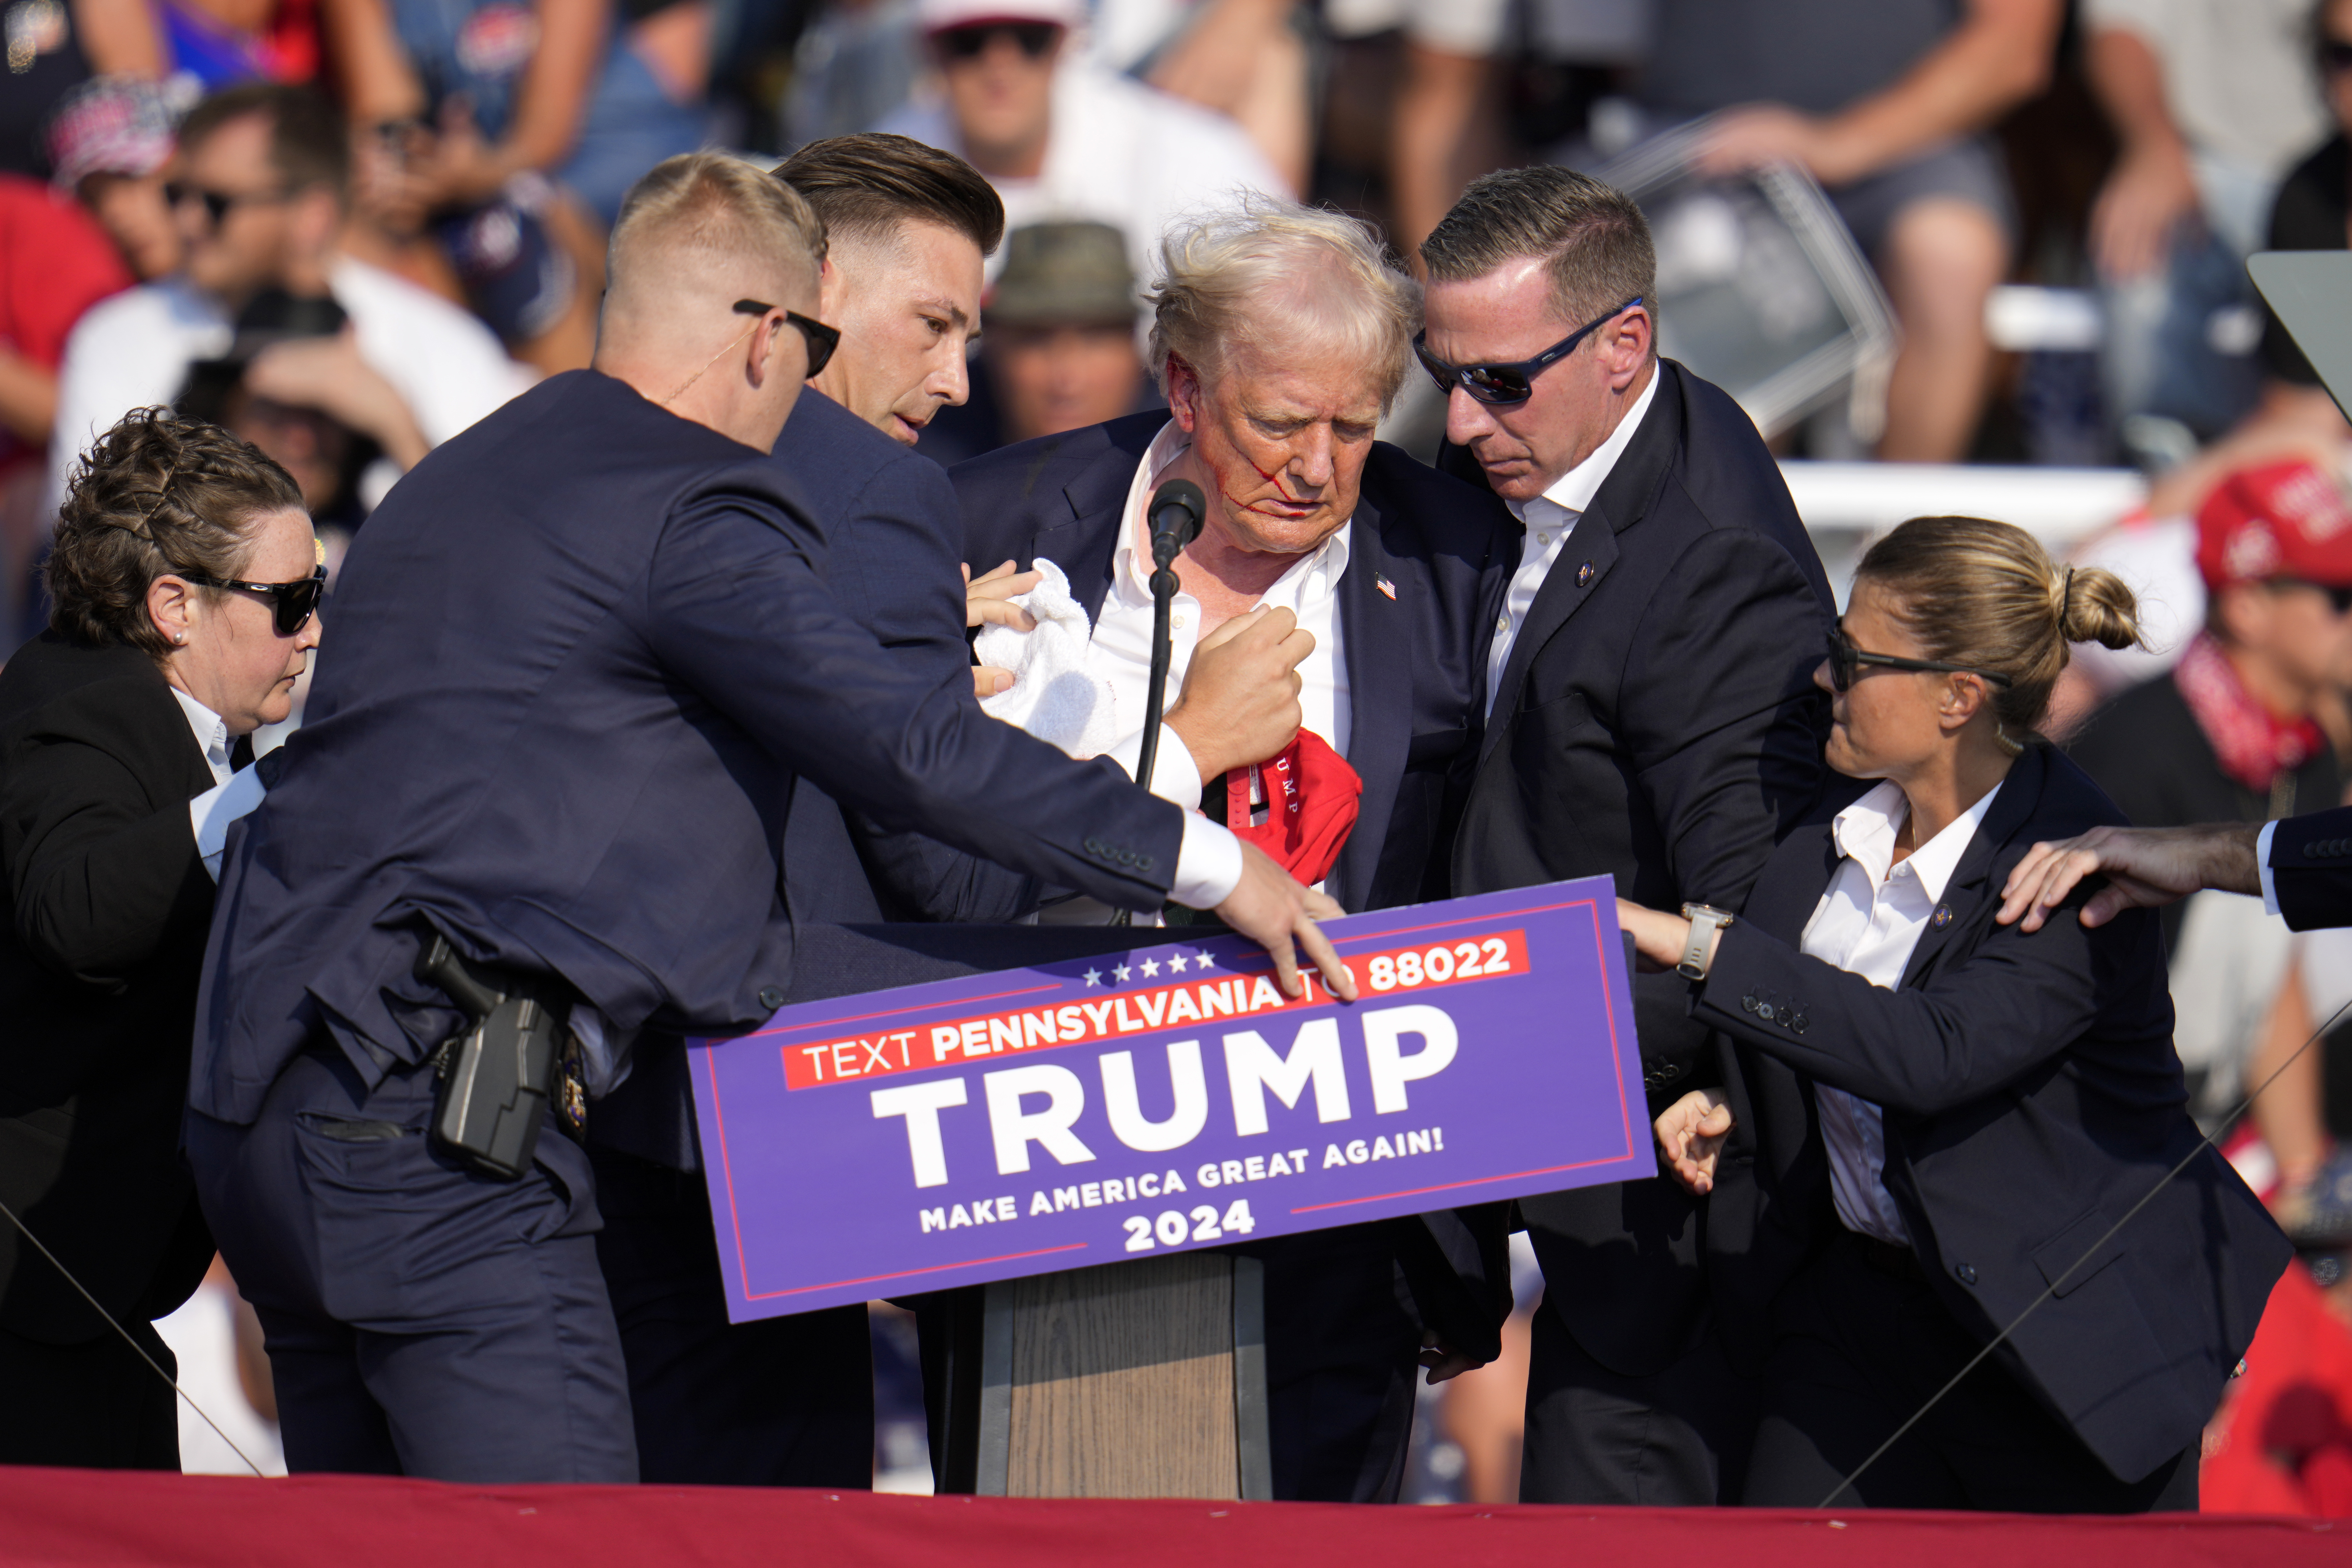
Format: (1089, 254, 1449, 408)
(0, 406, 319, 1468)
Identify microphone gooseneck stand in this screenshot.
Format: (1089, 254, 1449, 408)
(1112, 478, 1207, 927)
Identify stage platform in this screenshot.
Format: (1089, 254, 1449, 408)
(2, 1465, 2342, 1567)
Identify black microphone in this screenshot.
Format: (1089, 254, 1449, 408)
(1147, 479, 1205, 570)
(1117, 479, 1207, 926)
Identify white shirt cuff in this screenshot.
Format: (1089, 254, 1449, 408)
(1170, 811, 1243, 910)
(2259, 818, 2282, 917)
(189, 764, 268, 882)
(1105, 724, 1205, 810)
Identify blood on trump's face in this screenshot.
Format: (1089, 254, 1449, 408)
(1166, 342, 1382, 559)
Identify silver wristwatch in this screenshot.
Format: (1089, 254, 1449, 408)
(1677, 904, 1737, 981)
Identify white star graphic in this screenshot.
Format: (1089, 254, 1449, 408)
(1113, 964, 1132, 983)
(1082, 967, 1102, 987)
(1168, 952, 1190, 973)
(1196, 952, 1217, 970)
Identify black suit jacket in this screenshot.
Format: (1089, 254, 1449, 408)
(198, 372, 1185, 1126)
(1445, 360, 1835, 1377)
(954, 410, 1517, 913)
(948, 410, 1521, 1355)
(0, 634, 216, 1342)
(1697, 744, 2290, 1483)
(2274, 805, 2352, 930)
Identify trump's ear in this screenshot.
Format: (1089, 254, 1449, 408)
(1166, 353, 1205, 435)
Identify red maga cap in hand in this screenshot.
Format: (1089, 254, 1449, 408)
(1225, 729, 1362, 887)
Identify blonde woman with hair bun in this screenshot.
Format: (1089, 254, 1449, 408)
(1616, 514, 2291, 1513)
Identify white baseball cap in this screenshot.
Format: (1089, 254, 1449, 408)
(917, 0, 1085, 34)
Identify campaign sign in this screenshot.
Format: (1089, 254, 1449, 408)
(686, 878, 1643, 1323)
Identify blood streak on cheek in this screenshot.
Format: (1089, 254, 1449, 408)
(1243, 452, 1309, 509)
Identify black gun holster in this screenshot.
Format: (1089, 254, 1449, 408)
(414, 931, 587, 1181)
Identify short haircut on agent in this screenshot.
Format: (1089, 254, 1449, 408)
(607, 152, 828, 306)
(1147, 193, 1422, 412)
(176, 83, 350, 199)
(47, 407, 304, 660)
(773, 133, 1005, 257)
(1420, 166, 1656, 336)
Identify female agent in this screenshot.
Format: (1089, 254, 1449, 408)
(1620, 514, 2289, 1512)
(0, 408, 320, 1468)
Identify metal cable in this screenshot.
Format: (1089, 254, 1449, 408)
(0, 1194, 268, 1478)
(1819, 992, 2352, 1509)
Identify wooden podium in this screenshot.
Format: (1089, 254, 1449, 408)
(928, 1254, 1274, 1500)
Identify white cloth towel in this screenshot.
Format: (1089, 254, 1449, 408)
(976, 558, 1121, 758)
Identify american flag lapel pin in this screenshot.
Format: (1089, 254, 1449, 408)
(1374, 574, 1397, 601)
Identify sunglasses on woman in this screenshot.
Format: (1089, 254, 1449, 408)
(1827, 626, 2012, 694)
(183, 564, 327, 637)
(1413, 297, 1643, 406)
(733, 298, 840, 379)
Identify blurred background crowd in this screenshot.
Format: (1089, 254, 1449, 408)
(15, 0, 2352, 1513)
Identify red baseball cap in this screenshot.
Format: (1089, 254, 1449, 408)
(2196, 460, 2352, 590)
(1225, 730, 1361, 888)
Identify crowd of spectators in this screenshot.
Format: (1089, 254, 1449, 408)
(14, 0, 2352, 1502)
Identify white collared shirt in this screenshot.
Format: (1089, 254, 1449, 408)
(1799, 778, 2005, 1247)
(1484, 367, 1661, 717)
(170, 686, 267, 882)
(1092, 419, 1353, 806)
(1030, 421, 1348, 922)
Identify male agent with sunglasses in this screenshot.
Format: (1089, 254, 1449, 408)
(580, 133, 1041, 1492)
(1417, 165, 1836, 1507)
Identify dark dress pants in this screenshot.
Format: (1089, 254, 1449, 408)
(185, 1047, 636, 1483)
(0, 1316, 179, 1469)
(1740, 1228, 2199, 1512)
(1257, 1222, 1425, 1503)
(1520, 1298, 1758, 1506)
(590, 1145, 875, 1487)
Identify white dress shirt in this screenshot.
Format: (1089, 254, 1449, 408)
(170, 687, 267, 882)
(1032, 420, 1350, 920)
(2258, 818, 2284, 915)
(1799, 778, 2004, 1247)
(1485, 368, 1660, 717)
(1092, 419, 1352, 806)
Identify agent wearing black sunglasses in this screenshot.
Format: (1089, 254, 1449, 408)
(1418, 164, 1836, 1509)
(1825, 624, 2012, 695)
(0, 408, 321, 1471)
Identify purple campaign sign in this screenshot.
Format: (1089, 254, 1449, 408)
(686, 878, 1643, 1322)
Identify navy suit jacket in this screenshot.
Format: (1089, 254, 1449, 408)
(952, 410, 1517, 914)
(766, 389, 1032, 926)
(194, 371, 1187, 1123)
(1699, 744, 2290, 1483)
(1439, 359, 1835, 1378)
(2272, 805, 2352, 931)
